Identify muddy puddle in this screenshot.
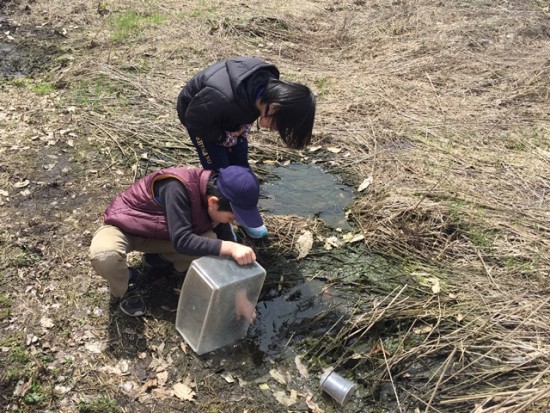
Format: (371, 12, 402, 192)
(197, 163, 406, 409)
(248, 279, 335, 357)
(259, 163, 354, 230)
(199, 244, 409, 410)
(246, 248, 407, 357)
(0, 17, 62, 78)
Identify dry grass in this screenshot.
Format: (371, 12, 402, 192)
(1, 0, 549, 412)
(54, 0, 550, 411)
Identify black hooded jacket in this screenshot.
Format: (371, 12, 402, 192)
(176, 57, 279, 144)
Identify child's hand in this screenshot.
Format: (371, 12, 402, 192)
(235, 290, 256, 324)
(229, 127, 245, 137)
(230, 123, 252, 137)
(220, 241, 256, 265)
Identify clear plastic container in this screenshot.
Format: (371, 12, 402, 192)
(175, 256, 266, 355)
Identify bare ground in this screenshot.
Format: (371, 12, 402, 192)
(1, 0, 549, 412)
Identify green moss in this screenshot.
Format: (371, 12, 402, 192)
(10, 346, 31, 364)
(23, 381, 47, 405)
(313, 76, 330, 96)
(0, 249, 41, 270)
(78, 396, 117, 413)
(108, 11, 167, 43)
(0, 293, 11, 319)
(72, 76, 127, 108)
(449, 200, 494, 248)
(30, 82, 55, 95)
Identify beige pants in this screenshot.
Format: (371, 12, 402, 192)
(89, 224, 216, 298)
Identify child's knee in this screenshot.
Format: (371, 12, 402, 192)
(91, 251, 126, 275)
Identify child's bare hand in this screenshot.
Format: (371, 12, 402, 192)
(230, 125, 248, 137)
(231, 243, 256, 265)
(235, 290, 257, 324)
(228, 123, 253, 139)
(221, 241, 256, 265)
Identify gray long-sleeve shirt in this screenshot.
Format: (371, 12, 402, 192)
(154, 179, 234, 256)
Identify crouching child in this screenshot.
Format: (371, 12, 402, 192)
(89, 165, 262, 317)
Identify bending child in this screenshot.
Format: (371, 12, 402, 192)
(177, 56, 316, 238)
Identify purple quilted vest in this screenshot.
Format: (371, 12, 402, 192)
(103, 167, 213, 240)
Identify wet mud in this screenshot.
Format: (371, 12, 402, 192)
(0, 13, 63, 79)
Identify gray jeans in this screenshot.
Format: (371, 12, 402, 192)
(89, 225, 216, 297)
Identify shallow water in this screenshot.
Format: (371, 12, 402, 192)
(259, 163, 354, 230)
(248, 279, 334, 356)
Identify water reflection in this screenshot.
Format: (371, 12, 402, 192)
(248, 279, 332, 356)
(259, 163, 354, 230)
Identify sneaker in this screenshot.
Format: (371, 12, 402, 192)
(119, 295, 146, 317)
(143, 253, 174, 270)
(108, 268, 141, 311)
(241, 224, 268, 239)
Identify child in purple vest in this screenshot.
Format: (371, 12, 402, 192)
(90, 166, 261, 317)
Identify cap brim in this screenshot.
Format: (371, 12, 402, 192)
(231, 202, 264, 228)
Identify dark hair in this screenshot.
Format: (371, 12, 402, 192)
(206, 172, 232, 212)
(262, 79, 316, 149)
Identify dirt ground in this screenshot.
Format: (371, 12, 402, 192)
(1, 0, 549, 412)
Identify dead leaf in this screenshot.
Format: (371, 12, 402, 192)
(53, 384, 71, 395)
(120, 381, 137, 396)
(26, 334, 38, 345)
(324, 236, 342, 250)
(13, 180, 30, 189)
(221, 372, 235, 383)
(294, 356, 309, 379)
(269, 369, 287, 385)
(259, 383, 270, 390)
(40, 316, 54, 329)
(413, 325, 433, 334)
(296, 230, 313, 259)
(273, 390, 297, 407)
(152, 387, 171, 398)
(173, 382, 196, 401)
(84, 342, 105, 354)
(428, 277, 441, 294)
(306, 393, 325, 413)
(157, 371, 168, 386)
(342, 232, 365, 244)
(308, 145, 322, 152)
(358, 176, 373, 192)
(140, 378, 158, 393)
(118, 360, 129, 374)
(13, 377, 32, 397)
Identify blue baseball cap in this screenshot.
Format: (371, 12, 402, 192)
(217, 166, 263, 228)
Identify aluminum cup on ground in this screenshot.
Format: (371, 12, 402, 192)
(320, 369, 356, 405)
